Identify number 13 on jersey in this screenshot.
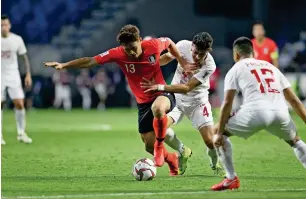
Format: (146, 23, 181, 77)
(250, 68, 280, 94)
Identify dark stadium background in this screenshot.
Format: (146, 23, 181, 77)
(2, 0, 306, 109)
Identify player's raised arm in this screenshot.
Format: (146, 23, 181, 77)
(44, 57, 97, 70)
(160, 53, 175, 66)
(44, 49, 116, 70)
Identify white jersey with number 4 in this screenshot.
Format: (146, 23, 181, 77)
(167, 40, 216, 129)
(169, 40, 216, 103)
(225, 58, 290, 111)
(1, 33, 27, 81)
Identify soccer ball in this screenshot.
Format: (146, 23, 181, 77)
(132, 158, 157, 181)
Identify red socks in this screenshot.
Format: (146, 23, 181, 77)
(153, 115, 168, 141)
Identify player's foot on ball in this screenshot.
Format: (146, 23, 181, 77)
(154, 141, 164, 167)
(211, 176, 240, 191)
(178, 146, 192, 175)
(166, 152, 179, 176)
(1, 138, 6, 145)
(211, 162, 226, 177)
(17, 133, 32, 144)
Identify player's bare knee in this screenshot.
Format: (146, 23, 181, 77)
(151, 104, 165, 118)
(13, 99, 24, 110)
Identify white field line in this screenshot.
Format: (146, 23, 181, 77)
(2, 188, 306, 199)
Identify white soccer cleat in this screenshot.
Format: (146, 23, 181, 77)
(17, 134, 32, 144)
(1, 139, 6, 145)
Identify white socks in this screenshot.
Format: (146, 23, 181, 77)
(292, 140, 306, 169)
(216, 135, 236, 180)
(207, 147, 218, 167)
(165, 128, 185, 154)
(14, 109, 26, 135)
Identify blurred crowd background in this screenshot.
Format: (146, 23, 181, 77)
(2, 0, 306, 110)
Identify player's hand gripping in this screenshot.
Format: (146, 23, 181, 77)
(140, 77, 158, 93)
(24, 73, 32, 89)
(44, 62, 65, 70)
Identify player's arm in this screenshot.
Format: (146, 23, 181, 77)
(157, 38, 196, 70)
(18, 37, 32, 88)
(44, 49, 116, 70)
(44, 57, 98, 70)
(143, 77, 201, 94)
(218, 90, 236, 133)
(284, 88, 306, 123)
(218, 67, 239, 134)
(160, 53, 175, 66)
(270, 41, 279, 68)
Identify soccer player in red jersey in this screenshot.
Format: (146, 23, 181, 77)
(252, 21, 279, 67)
(44, 25, 195, 175)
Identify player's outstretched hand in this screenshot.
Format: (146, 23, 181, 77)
(44, 62, 65, 70)
(140, 77, 158, 93)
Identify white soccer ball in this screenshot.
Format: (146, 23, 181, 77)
(132, 158, 157, 181)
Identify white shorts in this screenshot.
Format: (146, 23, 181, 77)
(226, 109, 296, 140)
(1, 75, 24, 101)
(94, 84, 107, 99)
(168, 98, 214, 130)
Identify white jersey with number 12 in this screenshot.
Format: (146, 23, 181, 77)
(224, 58, 290, 111)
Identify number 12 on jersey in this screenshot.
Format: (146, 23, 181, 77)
(250, 68, 280, 94)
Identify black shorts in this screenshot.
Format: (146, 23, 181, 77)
(137, 93, 176, 134)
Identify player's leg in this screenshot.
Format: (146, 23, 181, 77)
(140, 131, 179, 176)
(8, 86, 32, 144)
(63, 86, 72, 111)
(95, 84, 106, 110)
(198, 125, 225, 176)
(53, 84, 62, 108)
(138, 101, 179, 175)
(1, 84, 6, 145)
(167, 106, 192, 174)
(267, 111, 306, 169)
(151, 94, 175, 167)
(165, 107, 185, 154)
(80, 88, 91, 110)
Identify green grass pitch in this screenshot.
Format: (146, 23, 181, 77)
(1, 109, 306, 199)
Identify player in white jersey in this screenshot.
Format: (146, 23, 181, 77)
(1, 15, 32, 145)
(77, 69, 92, 110)
(211, 37, 306, 191)
(141, 32, 226, 176)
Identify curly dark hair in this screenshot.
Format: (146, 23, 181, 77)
(1, 15, 9, 20)
(116, 24, 140, 45)
(192, 32, 213, 52)
(233, 36, 253, 56)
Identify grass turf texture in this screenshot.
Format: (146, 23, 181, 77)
(2, 109, 306, 199)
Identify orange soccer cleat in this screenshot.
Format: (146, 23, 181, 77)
(154, 141, 165, 167)
(211, 176, 240, 191)
(165, 152, 179, 176)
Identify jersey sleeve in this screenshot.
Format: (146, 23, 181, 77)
(224, 66, 239, 91)
(93, 48, 117, 65)
(193, 53, 216, 84)
(154, 37, 171, 53)
(17, 36, 27, 55)
(270, 40, 279, 60)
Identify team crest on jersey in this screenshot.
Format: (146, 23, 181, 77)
(264, 48, 268, 54)
(148, 55, 156, 64)
(99, 51, 109, 57)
